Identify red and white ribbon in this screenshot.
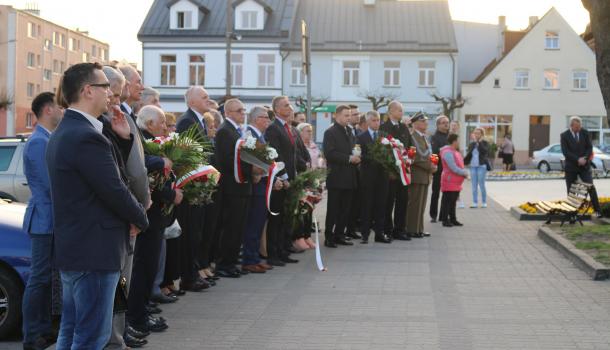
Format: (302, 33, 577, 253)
(174, 165, 219, 189)
(264, 162, 282, 216)
(233, 139, 246, 184)
(385, 136, 410, 186)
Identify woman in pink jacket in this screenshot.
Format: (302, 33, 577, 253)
(439, 134, 469, 227)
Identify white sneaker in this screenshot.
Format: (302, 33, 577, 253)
(457, 200, 465, 209)
(470, 203, 478, 208)
(481, 203, 488, 208)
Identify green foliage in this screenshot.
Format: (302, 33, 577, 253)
(284, 169, 326, 231)
(367, 139, 399, 178)
(601, 202, 610, 218)
(575, 241, 610, 250)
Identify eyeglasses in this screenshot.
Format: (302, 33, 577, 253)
(256, 115, 270, 119)
(229, 108, 247, 114)
(89, 83, 111, 89)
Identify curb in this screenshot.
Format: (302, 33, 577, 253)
(510, 206, 548, 221)
(537, 226, 610, 280)
(592, 216, 610, 225)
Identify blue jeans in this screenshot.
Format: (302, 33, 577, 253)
(56, 270, 119, 350)
(470, 166, 487, 204)
(22, 234, 53, 344)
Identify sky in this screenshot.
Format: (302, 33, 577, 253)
(2, 0, 591, 69)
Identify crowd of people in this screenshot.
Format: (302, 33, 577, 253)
(19, 61, 602, 350)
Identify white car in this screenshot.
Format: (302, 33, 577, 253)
(532, 143, 610, 175)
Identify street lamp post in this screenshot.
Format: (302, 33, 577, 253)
(225, 1, 232, 98)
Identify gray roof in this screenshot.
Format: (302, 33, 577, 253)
(139, 0, 457, 52)
(287, 0, 457, 52)
(138, 0, 296, 42)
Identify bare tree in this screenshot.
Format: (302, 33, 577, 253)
(292, 95, 328, 114)
(0, 90, 13, 110)
(357, 90, 399, 111)
(582, 0, 610, 123)
(431, 93, 466, 120)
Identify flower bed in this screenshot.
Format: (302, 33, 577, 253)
(486, 170, 565, 181)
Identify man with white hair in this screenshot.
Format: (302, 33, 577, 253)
(560, 116, 601, 215)
(380, 100, 412, 241)
(429, 115, 450, 223)
(133, 87, 161, 114)
(129, 105, 183, 334)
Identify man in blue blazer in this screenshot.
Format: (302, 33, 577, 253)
(21, 92, 64, 350)
(46, 63, 149, 350)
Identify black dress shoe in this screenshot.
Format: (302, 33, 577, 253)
(215, 269, 241, 278)
(430, 218, 437, 223)
(393, 232, 411, 241)
(451, 221, 464, 226)
(335, 237, 354, 246)
(346, 231, 362, 239)
(131, 318, 168, 333)
(281, 256, 299, 263)
(360, 237, 369, 244)
(442, 221, 453, 227)
(181, 279, 211, 291)
(151, 293, 177, 304)
(145, 305, 162, 314)
(324, 240, 337, 248)
(205, 277, 217, 286)
(267, 258, 286, 266)
(126, 325, 150, 339)
(374, 235, 392, 243)
(124, 332, 148, 348)
(411, 232, 423, 238)
(239, 268, 250, 274)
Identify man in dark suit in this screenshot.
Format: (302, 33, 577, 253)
(380, 101, 412, 241)
(345, 105, 362, 240)
(429, 115, 450, 223)
(357, 110, 391, 244)
(21, 92, 63, 350)
(46, 63, 148, 349)
(242, 106, 279, 273)
(215, 98, 257, 277)
(561, 116, 601, 214)
(176, 86, 210, 138)
(265, 96, 300, 265)
(323, 105, 360, 248)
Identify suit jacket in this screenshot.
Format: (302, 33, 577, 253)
(215, 120, 252, 196)
(100, 114, 134, 185)
(120, 103, 151, 208)
(323, 123, 358, 189)
(380, 120, 413, 149)
(176, 108, 208, 139)
(410, 131, 433, 185)
(46, 109, 148, 271)
(265, 118, 297, 180)
(22, 125, 53, 234)
(561, 128, 593, 172)
(357, 129, 388, 186)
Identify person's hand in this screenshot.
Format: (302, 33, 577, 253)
(163, 157, 173, 170)
(129, 224, 141, 237)
(349, 155, 361, 164)
(252, 174, 262, 184)
(282, 180, 290, 189)
(173, 188, 184, 205)
(578, 157, 587, 166)
(431, 165, 438, 174)
(110, 106, 131, 140)
(274, 179, 283, 190)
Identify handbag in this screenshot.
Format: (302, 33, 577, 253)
(113, 276, 128, 314)
(163, 219, 182, 239)
(485, 160, 493, 171)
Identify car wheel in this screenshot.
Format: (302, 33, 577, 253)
(0, 192, 17, 202)
(0, 268, 24, 339)
(538, 161, 550, 173)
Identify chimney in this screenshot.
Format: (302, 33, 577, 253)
(497, 16, 506, 60)
(364, 0, 375, 6)
(528, 16, 539, 28)
(23, 2, 40, 16)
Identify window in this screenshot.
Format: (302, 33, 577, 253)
(548, 144, 562, 153)
(545, 31, 559, 49)
(343, 61, 359, 86)
(257, 54, 275, 87)
(418, 61, 435, 87)
(160, 55, 176, 86)
(27, 52, 35, 67)
(493, 78, 500, 88)
(0, 146, 17, 171)
(465, 114, 513, 144)
(82, 52, 89, 62)
(36, 54, 41, 67)
(291, 61, 305, 86)
(92, 45, 97, 57)
(544, 69, 559, 89)
(69, 37, 75, 51)
(52, 32, 58, 45)
(515, 70, 529, 89)
(573, 70, 588, 90)
(241, 11, 258, 29)
(26, 113, 34, 129)
(44, 69, 51, 80)
(60, 61, 65, 73)
(27, 22, 36, 37)
(176, 11, 192, 29)
(231, 54, 243, 87)
(56, 33, 65, 48)
(27, 83, 34, 98)
(189, 55, 205, 85)
(44, 39, 51, 50)
(383, 61, 400, 87)
(103, 48, 109, 61)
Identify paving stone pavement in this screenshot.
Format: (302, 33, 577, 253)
(3, 187, 610, 350)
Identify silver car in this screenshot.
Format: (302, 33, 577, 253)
(0, 137, 31, 203)
(532, 143, 610, 175)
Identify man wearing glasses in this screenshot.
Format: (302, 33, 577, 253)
(46, 62, 149, 349)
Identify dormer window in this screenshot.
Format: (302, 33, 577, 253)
(168, 0, 209, 30)
(177, 11, 192, 29)
(233, 0, 272, 31)
(241, 11, 258, 29)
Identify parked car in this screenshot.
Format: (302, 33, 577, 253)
(0, 198, 29, 339)
(532, 143, 610, 175)
(599, 144, 610, 154)
(0, 137, 31, 203)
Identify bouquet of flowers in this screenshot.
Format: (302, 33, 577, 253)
(368, 137, 402, 179)
(175, 165, 220, 206)
(240, 132, 278, 165)
(284, 169, 327, 231)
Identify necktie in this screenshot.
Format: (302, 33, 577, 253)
(373, 131, 377, 140)
(575, 132, 579, 142)
(284, 123, 294, 145)
(237, 126, 243, 137)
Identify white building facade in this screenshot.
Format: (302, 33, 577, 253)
(459, 8, 607, 165)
